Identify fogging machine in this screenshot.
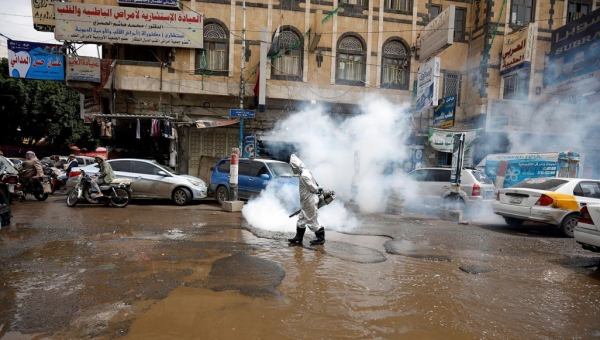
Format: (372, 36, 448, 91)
(289, 189, 336, 218)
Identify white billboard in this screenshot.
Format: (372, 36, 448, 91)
(66, 56, 101, 83)
(418, 5, 455, 61)
(500, 24, 535, 75)
(416, 57, 441, 112)
(54, 3, 203, 48)
(32, 0, 55, 32)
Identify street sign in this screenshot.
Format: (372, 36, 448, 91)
(230, 109, 255, 118)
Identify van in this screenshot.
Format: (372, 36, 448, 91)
(209, 158, 298, 204)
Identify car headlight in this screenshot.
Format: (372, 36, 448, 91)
(187, 179, 205, 187)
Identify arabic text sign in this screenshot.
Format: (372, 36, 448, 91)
(416, 57, 440, 112)
(67, 56, 101, 83)
(484, 153, 562, 188)
(432, 94, 456, 128)
(546, 8, 600, 85)
(500, 24, 534, 75)
(54, 3, 204, 48)
(7, 40, 65, 81)
(32, 0, 55, 32)
(118, 0, 181, 8)
(418, 5, 455, 61)
(80, 95, 101, 124)
(427, 128, 480, 153)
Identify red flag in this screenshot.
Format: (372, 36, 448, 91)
(253, 68, 260, 97)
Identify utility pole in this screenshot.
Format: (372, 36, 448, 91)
(238, 0, 247, 152)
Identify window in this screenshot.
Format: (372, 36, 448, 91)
(134, 161, 160, 175)
(336, 35, 366, 86)
(196, 21, 228, 76)
(429, 4, 442, 19)
(503, 72, 530, 100)
(567, 0, 590, 22)
(454, 7, 466, 41)
(408, 169, 429, 181)
(109, 160, 132, 172)
(381, 39, 410, 90)
(510, 0, 535, 26)
(347, 0, 368, 5)
(239, 161, 253, 176)
(386, 0, 412, 11)
(217, 160, 230, 173)
(443, 73, 461, 103)
(271, 29, 303, 80)
(574, 182, 600, 198)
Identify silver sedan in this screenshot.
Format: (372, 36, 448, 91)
(66, 158, 207, 205)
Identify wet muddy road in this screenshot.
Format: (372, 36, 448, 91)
(1, 196, 599, 339)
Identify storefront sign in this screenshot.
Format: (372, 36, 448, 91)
(54, 3, 204, 48)
(32, 0, 55, 32)
(7, 40, 64, 81)
(118, 0, 181, 8)
(427, 128, 481, 153)
(80, 95, 101, 124)
(66, 56, 101, 83)
(243, 134, 256, 158)
(432, 94, 456, 128)
(546, 8, 600, 85)
(418, 5, 455, 61)
(486, 99, 579, 134)
(500, 24, 534, 75)
(416, 57, 440, 112)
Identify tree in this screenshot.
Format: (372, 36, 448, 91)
(0, 58, 96, 153)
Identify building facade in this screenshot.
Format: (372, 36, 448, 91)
(42, 0, 600, 179)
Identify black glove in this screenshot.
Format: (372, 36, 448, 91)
(317, 187, 324, 195)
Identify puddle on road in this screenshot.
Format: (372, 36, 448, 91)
(2, 225, 600, 339)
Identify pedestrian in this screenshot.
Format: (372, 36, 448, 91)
(287, 154, 326, 245)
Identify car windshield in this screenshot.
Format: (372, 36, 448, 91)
(154, 163, 178, 175)
(269, 162, 296, 177)
(470, 170, 493, 184)
(511, 178, 569, 191)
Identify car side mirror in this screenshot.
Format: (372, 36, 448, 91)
(260, 174, 270, 180)
(157, 170, 168, 176)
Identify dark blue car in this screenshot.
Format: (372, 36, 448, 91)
(209, 157, 299, 204)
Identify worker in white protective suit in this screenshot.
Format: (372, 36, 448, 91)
(288, 154, 326, 245)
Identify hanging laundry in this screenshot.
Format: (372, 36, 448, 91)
(136, 119, 141, 139)
(91, 118, 101, 138)
(171, 126, 178, 140)
(169, 139, 177, 168)
(150, 119, 160, 137)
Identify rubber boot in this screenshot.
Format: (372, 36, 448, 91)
(310, 227, 325, 245)
(288, 227, 306, 244)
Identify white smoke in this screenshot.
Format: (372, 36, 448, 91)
(242, 94, 415, 233)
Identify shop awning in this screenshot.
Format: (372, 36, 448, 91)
(194, 118, 239, 129)
(94, 114, 175, 120)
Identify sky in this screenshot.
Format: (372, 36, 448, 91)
(0, 0, 99, 57)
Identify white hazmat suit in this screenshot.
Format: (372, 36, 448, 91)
(288, 154, 325, 245)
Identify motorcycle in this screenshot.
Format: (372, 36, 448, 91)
(14, 176, 51, 201)
(0, 174, 16, 226)
(66, 170, 132, 208)
(51, 172, 67, 194)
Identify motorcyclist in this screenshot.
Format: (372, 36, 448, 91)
(64, 154, 78, 176)
(90, 155, 115, 198)
(20, 151, 44, 179)
(287, 154, 326, 245)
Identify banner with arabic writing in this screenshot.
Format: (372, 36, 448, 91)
(117, 0, 181, 9)
(54, 3, 203, 48)
(427, 128, 481, 153)
(66, 56, 101, 83)
(432, 94, 456, 128)
(31, 0, 55, 32)
(500, 24, 534, 76)
(7, 40, 65, 81)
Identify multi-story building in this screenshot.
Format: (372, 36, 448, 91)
(39, 0, 600, 178)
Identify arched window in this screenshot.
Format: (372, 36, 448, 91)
(336, 34, 366, 86)
(196, 20, 228, 76)
(381, 39, 410, 90)
(271, 27, 303, 81)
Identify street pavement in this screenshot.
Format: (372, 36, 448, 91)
(0, 194, 599, 339)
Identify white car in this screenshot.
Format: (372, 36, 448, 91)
(492, 178, 600, 237)
(574, 204, 600, 252)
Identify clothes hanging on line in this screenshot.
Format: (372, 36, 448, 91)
(136, 119, 141, 139)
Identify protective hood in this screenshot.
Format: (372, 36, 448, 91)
(289, 154, 306, 172)
(95, 155, 106, 162)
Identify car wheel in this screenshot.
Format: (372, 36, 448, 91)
(559, 213, 578, 238)
(504, 217, 524, 227)
(172, 187, 191, 206)
(215, 186, 229, 205)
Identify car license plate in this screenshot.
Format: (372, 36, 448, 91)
(509, 197, 522, 204)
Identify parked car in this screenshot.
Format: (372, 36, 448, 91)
(492, 178, 600, 237)
(405, 167, 496, 211)
(574, 204, 600, 252)
(7, 158, 24, 169)
(209, 157, 298, 205)
(66, 158, 207, 205)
